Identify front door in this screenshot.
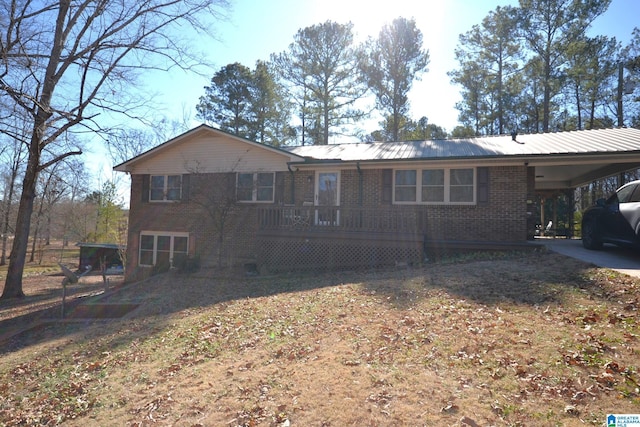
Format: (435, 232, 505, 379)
(315, 171, 340, 225)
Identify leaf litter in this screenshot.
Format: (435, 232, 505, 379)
(0, 250, 639, 426)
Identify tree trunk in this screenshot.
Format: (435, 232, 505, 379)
(323, 99, 330, 145)
(392, 104, 400, 142)
(617, 61, 624, 127)
(30, 227, 38, 263)
(0, 167, 17, 266)
(2, 148, 40, 299)
(542, 56, 551, 132)
(30, 192, 46, 263)
(575, 83, 582, 130)
(1, 1, 66, 299)
(46, 213, 52, 246)
(497, 53, 504, 135)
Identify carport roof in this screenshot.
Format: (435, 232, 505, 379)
(285, 127, 640, 190)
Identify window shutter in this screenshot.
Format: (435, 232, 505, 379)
(477, 167, 489, 205)
(227, 173, 237, 199)
(274, 172, 285, 204)
(181, 174, 190, 202)
(382, 169, 393, 204)
(141, 175, 150, 203)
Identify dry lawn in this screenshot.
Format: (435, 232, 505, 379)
(1, 250, 639, 426)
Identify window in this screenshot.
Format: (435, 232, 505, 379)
(394, 168, 475, 204)
(450, 169, 474, 202)
(139, 232, 189, 268)
(422, 170, 444, 202)
(630, 185, 640, 203)
(394, 170, 417, 202)
(150, 175, 182, 201)
(237, 172, 274, 202)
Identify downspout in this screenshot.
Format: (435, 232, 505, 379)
(357, 162, 363, 228)
(356, 162, 363, 207)
(287, 163, 296, 204)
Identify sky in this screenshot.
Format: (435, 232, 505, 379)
(151, 0, 639, 136)
(96, 0, 640, 186)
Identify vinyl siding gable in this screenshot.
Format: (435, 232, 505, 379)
(128, 135, 293, 175)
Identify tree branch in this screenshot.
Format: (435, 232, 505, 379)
(38, 150, 83, 172)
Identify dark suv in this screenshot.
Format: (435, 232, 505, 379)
(582, 179, 640, 250)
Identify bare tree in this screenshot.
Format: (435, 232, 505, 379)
(185, 156, 250, 269)
(54, 158, 91, 247)
(0, 0, 229, 298)
(29, 162, 67, 263)
(107, 118, 192, 168)
(189, 172, 238, 269)
(0, 129, 27, 266)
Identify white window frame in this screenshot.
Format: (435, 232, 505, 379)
(139, 231, 189, 267)
(150, 174, 182, 202)
(393, 170, 417, 203)
(237, 172, 275, 203)
(393, 168, 476, 205)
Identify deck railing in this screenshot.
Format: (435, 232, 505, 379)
(257, 205, 425, 233)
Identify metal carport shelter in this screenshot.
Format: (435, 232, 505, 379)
(518, 128, 640, 237)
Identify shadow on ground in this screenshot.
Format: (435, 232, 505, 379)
(0, 249, 626, 357)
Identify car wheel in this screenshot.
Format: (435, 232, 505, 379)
(582, 220, 603, 250)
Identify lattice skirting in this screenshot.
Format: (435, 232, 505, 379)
(257, 232, 424, 273)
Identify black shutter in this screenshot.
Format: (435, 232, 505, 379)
(477, 167, 489, 205)
(382, 169, 393, 204)
(274, 172, 285, 204)
(181, 174, 190, 202)
(141, 174, 150, 203)
(227, 173, 237, 199)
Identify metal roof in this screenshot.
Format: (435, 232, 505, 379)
(76, 242, 124, 249)
(285, 128, 640, 162)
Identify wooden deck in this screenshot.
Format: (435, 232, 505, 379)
(257, 206, 425, 233)
(255, 206, 537, 272)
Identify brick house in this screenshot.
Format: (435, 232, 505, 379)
(114, 125, 640, 281)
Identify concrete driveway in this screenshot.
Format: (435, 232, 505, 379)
(538, 237, 640, 278)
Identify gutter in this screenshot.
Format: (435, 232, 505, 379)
(287, 150, 640, 169)
(357, 161, 363, 207)
(287, 163, 296, 203)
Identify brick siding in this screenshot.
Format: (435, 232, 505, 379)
(125, 166, 529, 281)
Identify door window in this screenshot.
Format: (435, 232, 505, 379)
(315, 172, 339, 225)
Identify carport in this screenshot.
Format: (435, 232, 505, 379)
(517, 128, 640, 239)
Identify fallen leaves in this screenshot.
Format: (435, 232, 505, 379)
(2, 252, 640, 425)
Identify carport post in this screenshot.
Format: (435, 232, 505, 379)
(540, 198, 546, 235)
(567, 189, 575, 238)
(553, 198, 558, 238)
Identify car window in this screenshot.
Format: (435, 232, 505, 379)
(629, 184, 640, 202)
(616, 184, 637, 203)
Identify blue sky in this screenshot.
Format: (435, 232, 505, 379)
(98, 0, 639, 188)
(149, 0, 639, 137)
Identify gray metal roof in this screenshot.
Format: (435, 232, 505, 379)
(285, 128, 640, 162)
